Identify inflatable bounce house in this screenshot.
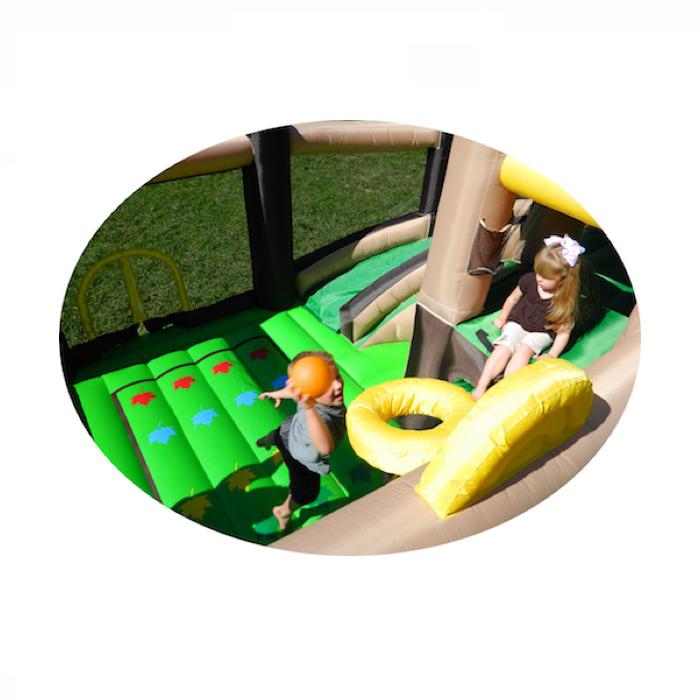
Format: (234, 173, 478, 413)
(60, 121, 640, 554)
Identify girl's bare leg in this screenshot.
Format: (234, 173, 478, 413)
(472, 345, 512, 400)
(504, 344, 535, 376)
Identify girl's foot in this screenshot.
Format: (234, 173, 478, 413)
(272, 504, 291, 531)
(471, 386, 486, 401)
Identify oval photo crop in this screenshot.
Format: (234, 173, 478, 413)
(59, 121, 639, 554)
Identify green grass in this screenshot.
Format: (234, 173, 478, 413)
(291, 150, 426, 259)
(61, 149, 427, 347)
(61, 170, 250, 347)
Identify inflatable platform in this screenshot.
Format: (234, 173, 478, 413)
(61, 121, 640, 552)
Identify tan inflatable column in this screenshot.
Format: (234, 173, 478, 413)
(406, 136, 515, 381)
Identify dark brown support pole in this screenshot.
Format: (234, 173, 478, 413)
(419, 132, 453, 232)
(242, 127, 296, 310)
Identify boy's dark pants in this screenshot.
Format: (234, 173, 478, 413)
(262, 427, 321, 506)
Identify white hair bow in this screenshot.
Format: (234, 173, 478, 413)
(543, 234, 586, 267)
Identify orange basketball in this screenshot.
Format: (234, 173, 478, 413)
(289, 356, 334, 398)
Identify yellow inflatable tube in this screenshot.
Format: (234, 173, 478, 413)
(416, 359, 593, 518)
(499, 156, 599, 227)
(346, 378, 474, 476)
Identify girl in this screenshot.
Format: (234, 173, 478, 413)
(471, 234, 585, 400)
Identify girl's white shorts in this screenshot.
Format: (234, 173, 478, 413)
(493, 321, 553, 355)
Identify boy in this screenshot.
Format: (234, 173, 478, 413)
(257, 351, 346, 532)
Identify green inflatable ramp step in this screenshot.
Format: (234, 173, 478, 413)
(261, 309, 364, 403)
(103, 363, 213, 509)
(145, 350, 259, 488)
(287, 306, 357, 361)
(288, 306, 410, 393)
(74, 317, 398, 545)
(186, 337, 291, 462)
(260, 310, 322, 360)
(74, 375, 153, 496)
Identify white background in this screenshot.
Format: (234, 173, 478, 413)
(3, 3, 699, 699)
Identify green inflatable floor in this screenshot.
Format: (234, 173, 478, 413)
(75, 305, 409, 544)
(74, 241, 634, 544)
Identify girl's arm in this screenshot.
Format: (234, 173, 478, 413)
(495, 286, 523, 328)
(538, 325, 572, 360)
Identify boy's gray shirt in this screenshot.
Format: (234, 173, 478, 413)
(279, 403, 347, 475)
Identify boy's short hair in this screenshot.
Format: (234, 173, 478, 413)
(290, 350, 335, 366)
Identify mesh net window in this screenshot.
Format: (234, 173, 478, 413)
(61, 170, 250, 347)
(290, 150, 427, 260)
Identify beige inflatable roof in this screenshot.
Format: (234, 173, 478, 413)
(289, 120, 441, 154)
(148, 122, 440, 183)
(149, 136, 253, 183)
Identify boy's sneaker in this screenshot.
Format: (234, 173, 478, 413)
(256, 432, 276, 449)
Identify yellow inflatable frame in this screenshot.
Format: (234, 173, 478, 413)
(499, 156, 599, 227)
(77, 248, 190, 340)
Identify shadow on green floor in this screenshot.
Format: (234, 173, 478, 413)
(171, 453, 368, 546)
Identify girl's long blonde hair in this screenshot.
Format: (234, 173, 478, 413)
(534, 241, 581, 331)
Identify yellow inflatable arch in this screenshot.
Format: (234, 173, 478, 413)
(347, 359, 593, 518)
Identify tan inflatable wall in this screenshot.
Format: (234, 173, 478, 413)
(360, 303, 417, 348)
(350, 264, 426, 341)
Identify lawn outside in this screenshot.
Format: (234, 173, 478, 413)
(61, 149, 427, 347)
